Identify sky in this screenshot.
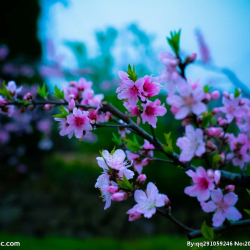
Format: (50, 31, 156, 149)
(39, 0, 250, 90)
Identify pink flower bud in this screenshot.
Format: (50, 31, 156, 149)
(204, 93, 211, 101)
(214, 170, 221, 185)
(219, 119, 228, 126)
(207, 169, 214, 179)
(68, 99, 75, 113)
(206, 141, 217, 151)
(223, 91, 229, 98)
(136, 174, 147, 186)
(224, 185, 235, 193)
(212, 107, 220, 114)
(126, 208, 142, 222)
(211, 90, 220, 99)
(29, 105, 35, 111)
(111, 191, 128, 202)
(44, 104, 53, 111)
(19, 107, 25, 113)
(68, 94, 75, 100)
(185, 53, 197, 64)
(206, 127, 223, 137)
(107, 186, 119, 194)
(239, 100, 245, 106)
(181, 118, 191, 127)
(23, 92, 33, 102)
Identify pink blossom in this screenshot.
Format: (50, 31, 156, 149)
(126, 151, 149, 174)
(54, 118, 73, 139)
(201, 188, 242, 227)
(206, 127, 223, 137)
(44, 104, 53, 111)
(126, 207, 142, 221)
(66, 108, 92, 139)
(141, 75, 162, 99)
(167, 80, 206, 119)
(220, 94, 245, 123)
(184, 167, 215, 201)
(111, 191, 128, 201)
(118, 71, 129, 82)
(6, 81, 22, 98)
(214, 170, 221, 185)
(124, 102, 141, 117)
(176, 125, 205, 162)
(116, 77, 144, 108)
(142, 140, 155, 150)
(136, 174, 147, 186)
(141, 99, 167, 128)
(0, 101, 14, 117)
(95, 171, 118, 210)
(81, 89, 104, 106)
(132, 182, 168, 218)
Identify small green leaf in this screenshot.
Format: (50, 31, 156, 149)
(244, 209, 250, 216)
(246, 189, 250, 196)
(126, 64, 138, 82)
(166, 30, 181, 55)
(202, 111, 212, 128)
(23, 101, 32, 106)
(111, 146, 116, 155)
(53, 85, 64, 99)
(123, 138, 140, 152)
(163, 132, 174, 153)
(52, 113, 68, 119)
(116, 174, 133, 190)
(204, 85, 212, 93)
(234, 88, 241, 98)
(0, 81, 12, 100)
(164, 132, 171, 144)
(112, 133, 122, 145)
(201, 221, 214, 241)
(37, 83, 49, 99)
(212, 152, 222, 168)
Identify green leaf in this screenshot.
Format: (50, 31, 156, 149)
(117, 174, 133, 190)
(202, 111, 212, 128)
(23, 101, 32, 106)
(112, 133, 122, 145)
(166, 30, 181, 55)
(53, 85, 64, 99)
(52, 113, 68, 119)
(204, 85, 212, 93)
(201, 221, 214, 241)
(246, 189, 250, 196)
(163, 132, 174, 153)
(212, 152, 222, 168)
(58, 105, 69, 115)
(126, 64, 138, 82)
(52, 105, 69, 119)
(0, 81, 12, 100)
(234, 88, 241, 98)
(123, 137, 140, 152)
(111, 146, 116, 155)
(244, 209, 250, 216)
(37, 83, 49, 99)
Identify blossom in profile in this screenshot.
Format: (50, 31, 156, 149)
(126, 207, 142, 221)
(6, 81, 22, 98)
(184, 166, 215, 201)
(126, 151, 150, 174)
(132, 182, 168, 218)
(95, 171, 118, 210)
(177, 125, 205, 162)
(167, 80, 206, 119)
(201, 188, 242, 227)
(141, 99, 167, 128)
(66, 108, 92, 139)
(54, 118, 73, 139)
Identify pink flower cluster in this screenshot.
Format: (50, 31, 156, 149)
(126, 140, 154, 174)
(185, 166, 242, 226)
(116, 72, 167, 128)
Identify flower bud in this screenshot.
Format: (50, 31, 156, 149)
(181, 118, 191, 127)
(23, 92, 33, 102)
(126, 208, 142, 222)
(211, 90, 220, 99)
(19, 107, 25, 113)
(107, 186, 119, 194)
(136, 174, 147, 186)
(212, 107, 220, 115)
(170, 105, 179, 115)
(111, 191, 128, 202)
(204, 93, 211, 102)
(223, 91, 229, 98)
(29, 105, 35, 111)
(206, 127, 223, 137)
(44, 104, 53, 111)
(68, 99, 75, 113)
(219, 119, 228, 127)
(185, 53, 197, 64)
(214, 170, 221, 185)
(224, 185, 235, 193)
(207, 169, 214, 179)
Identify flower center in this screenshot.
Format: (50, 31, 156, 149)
(198, 177, 209, 190)
(130, 85, 140, 96)
(145, 106, 155, 116)
(184, 96, 196, 106)
(75, 117, 84, 127)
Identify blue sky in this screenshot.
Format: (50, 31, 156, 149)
(40, 0, 250, 90)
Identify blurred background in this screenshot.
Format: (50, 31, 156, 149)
(0, 0, 250, 249)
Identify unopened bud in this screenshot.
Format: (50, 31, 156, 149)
(111, 191, 128, 202)
(207, 169, 214, 179)
(204, 93, 211, 102)
(223, 91, 229, 98)
(212, 107, 220, 115)
(206, 127, 223, 137)
(23, 92, 33, 102)
(107, 186, 119, 194)
(224, 185, 235, 193)
(68, 99, 75, 113)
(211, 90, 220, 99)
(185, 53, 197, 64)
(44, 104, 53, 111)
(136, 174, 147, 186)
(19, 107, 25, 113)
(182, 118, 191, 127)
(214, 170, 221, 185)
(29, 105, 35, 111)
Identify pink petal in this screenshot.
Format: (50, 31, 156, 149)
(175, 106, 190, 119)
(211, 189, 223, 203)
(201, 200, 217, 212)
(191, 102, 207, 115)
(134, 190, 147, 203)
(147, 182, 159, 201)
(223, 192, 238, 206)
(212, 209, 226, 227)
(223, 206, 242, 221)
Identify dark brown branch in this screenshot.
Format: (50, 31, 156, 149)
(156, 209, 193, 233)
(188, 219, 250, 240)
